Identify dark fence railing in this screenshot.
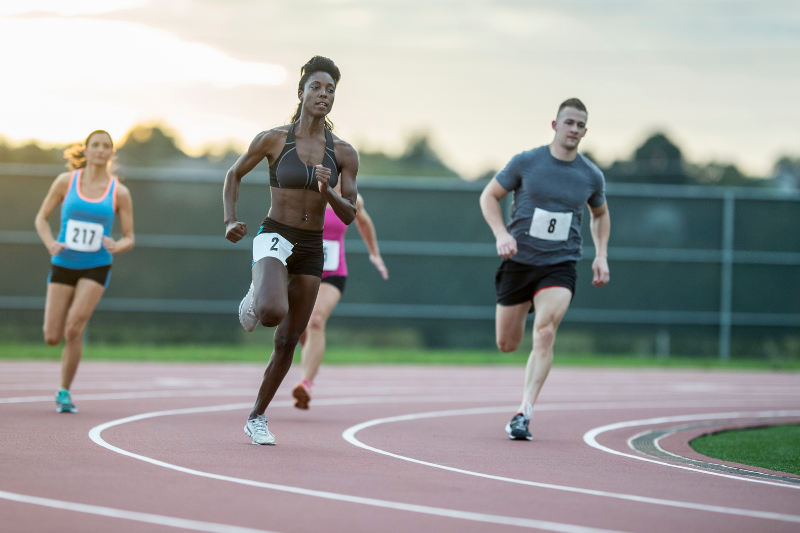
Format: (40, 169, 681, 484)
(1, 164, 798, 358)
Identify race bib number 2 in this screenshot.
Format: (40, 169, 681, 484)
(65, 219, 104, 252)
(253, 232, 294, 265)
(529, 208, 572, 241)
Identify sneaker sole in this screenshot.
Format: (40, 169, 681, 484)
(244, 424, 276, 445)
(292, 384, 310, 410)
(56, 402, 77, 413)
(238, 297, 258, 332)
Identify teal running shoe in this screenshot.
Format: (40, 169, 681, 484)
(55, 389, 77, 413)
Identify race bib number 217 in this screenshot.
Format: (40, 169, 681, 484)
(65, 219, 104, 252)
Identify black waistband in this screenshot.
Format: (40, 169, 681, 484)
(260, 217, 323, 244)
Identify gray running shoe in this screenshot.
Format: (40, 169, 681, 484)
(239, 282, 258, 332)
(244, 414, 276, 445)
(55, 389, 77, 413)
(505, 413, 531, 441)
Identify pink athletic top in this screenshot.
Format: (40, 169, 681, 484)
(322, 206, 349, 278)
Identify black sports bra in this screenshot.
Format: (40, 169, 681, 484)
(269, 123, 339, 191)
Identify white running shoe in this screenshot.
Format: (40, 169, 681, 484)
(244, 414, 276, 445)
(239, 282, 258, 332)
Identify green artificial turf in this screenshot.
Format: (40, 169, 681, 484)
(690, 425, 800, 476)
(1, 343, 799, 369)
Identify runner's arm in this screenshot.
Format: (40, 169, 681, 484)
(589, 201, 610, 287)
(354, 194, 388, 280)
(34, 173, 71, 256)
(223, 131, 274, 242)
(323, 141, 358, 225)
(104, 184, 135, 254)
(479, 178, 516, 259)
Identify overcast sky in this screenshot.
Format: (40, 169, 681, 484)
(1, 0, 798, 177)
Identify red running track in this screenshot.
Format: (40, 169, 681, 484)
(1, 361, 799, 533)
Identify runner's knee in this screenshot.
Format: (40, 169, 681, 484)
(43, 326, 62, 346)
(255, 301, 287, 328)
(533, 323, 556, 348)
(64, 320, 86, 342)
(497, 334, 522, 353)
(307, 313, 326, 332)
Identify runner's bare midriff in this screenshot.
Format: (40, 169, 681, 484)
(268, 187, 327, 230)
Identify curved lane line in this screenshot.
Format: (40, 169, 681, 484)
(342, 405, 800, 524)
(88, 401, 629, 533)
(0, 489, 279, 533)
(584, 410, 800, 489)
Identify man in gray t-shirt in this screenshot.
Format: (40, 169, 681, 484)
(479, 98, 611, 441)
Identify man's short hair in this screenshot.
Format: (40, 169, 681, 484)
(557, 98, 587, 118)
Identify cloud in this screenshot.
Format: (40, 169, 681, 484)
(0, 17, 286, 91)
(0, 0, 148, 16)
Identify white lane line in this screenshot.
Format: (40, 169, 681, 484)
(2, 388, 791, 407)
(88, 402, 628, 533)
(584, 410, 800, 489)
(0, 389, 254, 404)
(0, 379, 231, 391)
(0, 489, 279, 533)
(342, 405, 800, 524)
(0, 391, 520, 406)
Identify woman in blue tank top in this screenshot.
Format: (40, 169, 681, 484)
(34, 130, 135, 414)
(223, 56, 359, 445)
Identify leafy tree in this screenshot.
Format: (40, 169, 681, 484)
(691, 162, 759, 187)
(358, 132, 458, 177)
(0, 138, 64, 165)
(605, 133, 691, 185)
(116, 124, 187, 167)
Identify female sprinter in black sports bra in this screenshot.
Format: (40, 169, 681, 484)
(223, 56, 358, 445)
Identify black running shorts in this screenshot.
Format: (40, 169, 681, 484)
(48, 264, 111, 288)
(256, 217, 324, 277)
(321, 275, 346, 294)
(495, 260, 576, 313)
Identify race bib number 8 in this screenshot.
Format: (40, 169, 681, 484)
(65, 219, 104, 252)
(322, 240, 340, 271)
(529, 208, 572, 241)
(253, 233, 294, 265)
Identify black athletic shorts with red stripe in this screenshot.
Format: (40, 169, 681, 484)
(495, 260, 576, 314)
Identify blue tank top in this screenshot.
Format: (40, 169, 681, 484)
(52, 169, 117, 269)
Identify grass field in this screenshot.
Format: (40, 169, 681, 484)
(1, 343, 799, 369)
(690, 425, 800, 476)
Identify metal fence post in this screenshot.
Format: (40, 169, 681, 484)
(719, 191, 735, 361)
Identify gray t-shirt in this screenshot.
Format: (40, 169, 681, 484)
(495, 145, 605, 266)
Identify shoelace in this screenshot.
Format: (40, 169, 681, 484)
(511, 415, 529, 430)
(57, 392, 71, 404)
(247, 291, 256, 318)
(252, 417, 269, 435)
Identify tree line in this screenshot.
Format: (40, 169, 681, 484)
(1, 123, 797, 187)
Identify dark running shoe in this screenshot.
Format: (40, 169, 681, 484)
(505, 413, 531, 441)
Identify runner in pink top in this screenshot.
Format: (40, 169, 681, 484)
(294, 193, 388, 409)
(321, 205, 349, 280)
